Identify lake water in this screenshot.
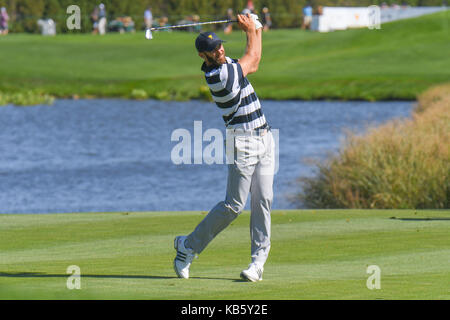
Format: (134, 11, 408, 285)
(0, 99, 414, 214)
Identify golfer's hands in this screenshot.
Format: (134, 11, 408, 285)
(250, 14, 263, 30)
(237, 14, 256, 33)
(237, 13, 262, 77)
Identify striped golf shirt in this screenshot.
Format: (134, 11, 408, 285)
(201, 57, 268, 131)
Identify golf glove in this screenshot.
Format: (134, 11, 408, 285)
(250, 14, 263, 30)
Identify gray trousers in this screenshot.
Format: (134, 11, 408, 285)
(186, 130, 275, 267)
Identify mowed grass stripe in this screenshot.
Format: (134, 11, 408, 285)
(0, 210, 447, 257)
(0, 210, 446, 253)
(1, 209, 446, 230)
(5, 250, 446, 300)
(0, 211, 207, 251)
(0, 211, 203, 230)
(0, 210, 448, 299)
(2, 271, 447, 300)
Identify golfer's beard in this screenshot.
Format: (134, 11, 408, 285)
(206, 55, 223, 66)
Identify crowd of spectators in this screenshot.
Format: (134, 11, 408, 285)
(1, 1, 441, 36)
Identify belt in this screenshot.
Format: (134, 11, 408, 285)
(226, 126, 271, 137)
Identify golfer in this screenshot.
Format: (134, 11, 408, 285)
(173, 14, 275, 282)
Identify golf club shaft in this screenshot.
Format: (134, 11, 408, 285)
(150, 19, 237, 32)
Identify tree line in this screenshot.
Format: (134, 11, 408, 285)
(0, 0, 446, 33)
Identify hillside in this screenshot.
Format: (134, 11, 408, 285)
(0, 11, 449, 104)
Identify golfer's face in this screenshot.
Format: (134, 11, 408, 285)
(205, 44, 226, 65)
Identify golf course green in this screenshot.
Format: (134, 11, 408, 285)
(0, 11, 449, 104)
(1, 9, 448, 302)
(0, 210, 448, 299)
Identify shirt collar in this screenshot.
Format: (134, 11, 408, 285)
(201, 61, 220, 73)
(201, 57, 235, 73)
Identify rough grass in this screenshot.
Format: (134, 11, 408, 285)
(0, 210, 449, 300)
(299, 83, 450, 209)
(0, 11, 449, 105)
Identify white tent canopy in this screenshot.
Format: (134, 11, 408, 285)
(311, 6, 448, 32)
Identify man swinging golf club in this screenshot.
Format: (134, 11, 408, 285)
(173, 13, 275, 282)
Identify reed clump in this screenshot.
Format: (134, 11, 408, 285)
(299, 83, 450, 209)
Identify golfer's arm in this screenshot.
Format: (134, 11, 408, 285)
(239, 28, 262, 77)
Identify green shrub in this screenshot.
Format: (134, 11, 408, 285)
(198, 85, 213, 101)
(130, 88, 148, 100)
(0, 91, 55, 106)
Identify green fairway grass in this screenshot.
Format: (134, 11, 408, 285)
(0, 210, 448, 299)
(0, 11, 449, 103)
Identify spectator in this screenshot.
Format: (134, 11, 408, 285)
(261, 7, 272, 32)
(246, 0, 255, 13)
(91, 6, 99, 34)
(158, 16, 171, 32)
(191, 15, 201, 32)
(98, 3, 107, 35)
(109, 17, 125, 33)
(109, 16, 135, 33)
(302, 3, 313, 30)
(224, 8, 234, 34)
(176, 16, 194, 32)
(123, 16, 135, 33)
(0, 7, 9, 35)
(318, 6, 324, 16)
(144, 6, 153, 29)
(174, 15, 200, 33)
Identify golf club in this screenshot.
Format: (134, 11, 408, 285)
(145, 19, 237, 40)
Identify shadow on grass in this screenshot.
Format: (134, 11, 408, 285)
(0, 272, 237, 281)
(389, 217, 450, 221)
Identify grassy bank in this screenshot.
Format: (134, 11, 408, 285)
(0, 210, 449, 299)
(0, 91, 54, 106)
(299, 83, 450, 209)
(0, 11, 449, 105)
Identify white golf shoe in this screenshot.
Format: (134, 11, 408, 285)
(240, 263, 264, 282)
(173, 236, 196, 279)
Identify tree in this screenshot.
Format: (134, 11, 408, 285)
(15, 0, 46, 33)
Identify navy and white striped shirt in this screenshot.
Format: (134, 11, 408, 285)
(201, 57, 268, 131)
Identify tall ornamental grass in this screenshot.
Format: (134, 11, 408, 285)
(299, 83, 450, 209)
